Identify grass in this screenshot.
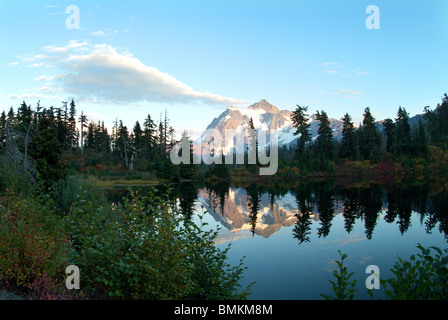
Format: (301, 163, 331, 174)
(81, 175, 162, 189)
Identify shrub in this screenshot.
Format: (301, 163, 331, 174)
(27, 273, 71, 300)
(321, 250, 357, 300)
(382, 244, 448, 300)
(0, 189, 69, 291)
(67, 188, 253, 300)
(0, 157, 35, 197)
(49, 175, 111, 217)
(323, 244, 448, 300)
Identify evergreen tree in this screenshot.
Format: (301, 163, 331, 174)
(383, 118, 395, 154)
(395, 106, 411, 156)
(17, 101, 32, 132)
(424, 93, 448, 146)
(415, 118, 428, 159)
(247, 117, 257, 167)
(100, 122, 111, 154)
(143, 114, 157, 159)
(315, 110, 334, 160)
(291, 105, 311, 157)
(0, 111, 6, 154)
(30, 110, 66, 186)
(68, 99, 77, 150)
(56, 106, 67, 149)
(360, 107, 381, 161)
(7, 107, 15, 128)
(436, 93, 448, 142)
(132, 121, 143, 158)
(158, 118, 165, 158)
(341, 113, 356, 159)
(85, 122, 96, 151)
(117, 120, 130, 168)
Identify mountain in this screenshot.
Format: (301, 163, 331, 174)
(195, 99, 426, 156)
(196, 99, 346, 154)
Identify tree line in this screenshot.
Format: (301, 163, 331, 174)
(287, 93, 448, 172)
(1, 93, 447, 185)
(0, 99, 187, 185)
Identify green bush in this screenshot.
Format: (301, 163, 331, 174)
(323, 244, 448, 300)
(67, 188, 253, 300)
(321, 250, 357, 300)
(382, 244, 448, 300)
(49, 175, 111, 217)
(0, 157, 35, 197)
(0, 189, 69, 290)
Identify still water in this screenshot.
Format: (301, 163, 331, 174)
(107, 177, 448, 300)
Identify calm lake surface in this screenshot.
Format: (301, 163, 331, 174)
(106, 177, 448, 300)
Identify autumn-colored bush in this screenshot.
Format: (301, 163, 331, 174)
(0, 189, 69, 290)
(27, 273, 71, 300)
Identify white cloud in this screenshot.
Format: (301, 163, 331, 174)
(322, 62, 344, 75)
(353, 67, 369, 76)
(91, 30, 107, 36)
(35, 75, 49, 81)
(336, 89, 363, 99)
(43, 40, 88, 54)
(8, 62, 19, 67)
(91, 30, 118, 37)
(8, 93, 64, 101)
(322, 62, 340, 66)
(27, 63, 47, 68)
(39, 86, 60, 94)
(28, 41, 243, 106)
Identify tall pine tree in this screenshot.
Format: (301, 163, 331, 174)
(395, 106, 411, 156)
(291, 105, 311, 157)
(360, 107, 381, 161)
(315, 110, 334, 160)
(341, 112, 356, 159)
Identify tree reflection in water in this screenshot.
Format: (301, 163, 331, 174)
(105, 178, 448, 244)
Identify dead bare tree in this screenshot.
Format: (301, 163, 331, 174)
(5, 118, 40, 181)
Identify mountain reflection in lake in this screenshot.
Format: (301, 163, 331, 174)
(106, 178, 448, 300)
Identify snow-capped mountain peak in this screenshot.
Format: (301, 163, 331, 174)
(197, 100, 345, 155)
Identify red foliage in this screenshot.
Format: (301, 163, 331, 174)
(27, 274, 71, 300)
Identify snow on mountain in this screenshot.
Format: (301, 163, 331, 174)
(196, 99, 346, 155)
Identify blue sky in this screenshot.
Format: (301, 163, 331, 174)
(1, 0, 447, 138)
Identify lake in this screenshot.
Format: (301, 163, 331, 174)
(106, 176, 448, 300)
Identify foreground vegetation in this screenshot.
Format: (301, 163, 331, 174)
(323, 244, 448, 300)
(0, 160, 253, 300)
